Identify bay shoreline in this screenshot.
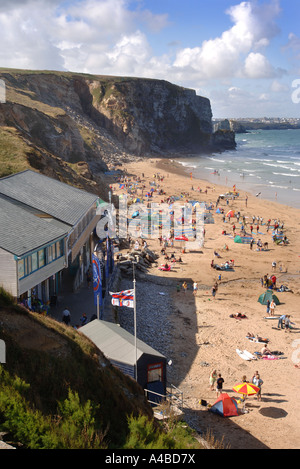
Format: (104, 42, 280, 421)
(111, 155, 300, 449)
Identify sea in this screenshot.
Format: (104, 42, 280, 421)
(177, 129, 300, 209)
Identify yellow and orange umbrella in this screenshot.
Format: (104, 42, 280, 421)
(232, 382, 260, 396)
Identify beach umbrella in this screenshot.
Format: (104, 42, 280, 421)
(232, 382, 260, 396)
(226, 210, 235, 218)
(175, 235, 189, 241)
(175, 235, 188, 252)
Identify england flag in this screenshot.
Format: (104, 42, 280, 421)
(110, 289, 134, 308)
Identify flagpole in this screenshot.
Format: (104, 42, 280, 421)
(132, 261, 137, 382)
(133, 277, 137, 382)
(97, 294, 99, 320)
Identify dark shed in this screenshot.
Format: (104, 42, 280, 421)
(80, 320, 167, 397)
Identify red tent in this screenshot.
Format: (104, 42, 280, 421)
(209, 393, 238, 417)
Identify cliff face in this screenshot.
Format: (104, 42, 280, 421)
(81, 78, 215, 154)
(0, 70, 235, 190)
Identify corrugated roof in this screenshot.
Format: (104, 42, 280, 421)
(80, 320, 165, 366)
(0, 170, 99, 226)
(0, 196, 68, 256)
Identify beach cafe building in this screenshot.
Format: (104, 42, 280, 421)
(0, 170, 101, 308)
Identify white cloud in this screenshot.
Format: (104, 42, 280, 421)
(173, 0, 282, 81)
(243, 52, 275, 78)
(0, 0, 295, 117)
(270, 80, 289, 93)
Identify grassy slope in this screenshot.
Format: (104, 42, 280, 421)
(0, 296, 153, 448)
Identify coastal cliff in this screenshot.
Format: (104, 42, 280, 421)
(0, 70, 235, 193)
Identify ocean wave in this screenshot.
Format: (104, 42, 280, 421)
(178, 161, 197, 168)
(270, 184, 289, 189)
(280, 173, 300, 177)
(263, 162, 293, 169)
(208, 157, 225, 162)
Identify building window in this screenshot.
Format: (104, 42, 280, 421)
(17, 239, 64, 280)
(47, 244, 56, 263)
(38, 249, 45, 267)
(147, 363, 163, 383)
(25, 256, 31, 276)
(18, 259, 25, 279)
(31, 252, 38, 272)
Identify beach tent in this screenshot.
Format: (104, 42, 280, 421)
(226, 210, 235, 218)
(209, 393, 238, 417)
(234, 235, 253, 244)
(258, 290, 280, 305)
(216, 208, 221, 214)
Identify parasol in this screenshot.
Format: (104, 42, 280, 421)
(232, 382, 260, 412)
(175, 235, 189, 241)
(232, 382, 260, 396)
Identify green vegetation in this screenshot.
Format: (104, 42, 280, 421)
(0, 127, 32, 178)
(0, 289, 205, 449)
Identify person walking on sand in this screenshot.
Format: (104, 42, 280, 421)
(182, 281, 188, 294)
(193, 281, 198, 296)
(253, 373, 263, 401)
(269, 299, 276, 316)
(209, 370, 217, 391)
(216, 374, 224, 397)
(62, 307, 71, 325)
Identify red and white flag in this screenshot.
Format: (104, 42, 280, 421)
(110, 289, 134, 308)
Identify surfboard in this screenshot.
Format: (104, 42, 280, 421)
(243, 350, 257, 360)
(263, 316, 280, 320)
(236, 348, 251, 361)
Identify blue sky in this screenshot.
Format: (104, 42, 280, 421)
(0, 0, 299, 118)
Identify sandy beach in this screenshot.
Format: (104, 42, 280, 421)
(110, 156, 300, 449)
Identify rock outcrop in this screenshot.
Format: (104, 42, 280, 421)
(0, 70, 235, 192)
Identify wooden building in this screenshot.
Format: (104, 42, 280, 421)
(80, 319, 167, 397)
(0, 170, 101, 305)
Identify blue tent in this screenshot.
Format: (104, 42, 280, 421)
(209, 393, 238, 417)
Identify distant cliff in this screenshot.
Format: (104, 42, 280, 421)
(214, 118, 300, 134)
(0, 70, 235, 192)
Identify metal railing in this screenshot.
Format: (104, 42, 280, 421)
(144, 383, 184, 413)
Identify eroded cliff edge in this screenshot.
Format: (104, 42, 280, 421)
(0, 70, 235, 193)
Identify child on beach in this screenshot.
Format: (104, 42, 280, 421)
(209, 370, 217, 391)
(216, 374, 224, 397)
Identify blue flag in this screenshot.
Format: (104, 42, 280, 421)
(92, 253, 102, 306)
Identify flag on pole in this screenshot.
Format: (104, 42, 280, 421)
(110, 289, 134, 308)
(92, 253, 102, 306)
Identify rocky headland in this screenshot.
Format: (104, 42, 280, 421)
(0, 69, 235, 199)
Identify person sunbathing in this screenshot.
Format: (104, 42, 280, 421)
(261, 345, 272, 356)
(230, 312, 247, 319)
(247, 333, 269, 343)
